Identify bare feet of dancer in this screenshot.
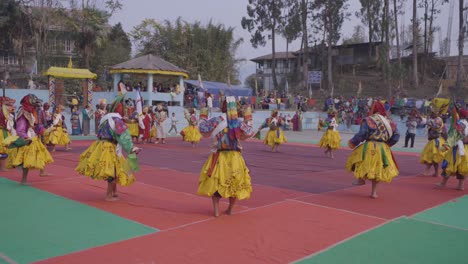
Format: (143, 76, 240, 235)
(352, 179, 366, 185)
(225, 197, 236, 215)
(456, 179, 465, 191)
(212, 196, 220, 217)
(370, 180, 378, 199)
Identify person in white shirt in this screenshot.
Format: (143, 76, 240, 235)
(168, 112, 178, 135)
(207, 94, 213, 117)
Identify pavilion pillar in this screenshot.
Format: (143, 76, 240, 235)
(87, 79, 94, 107)
(48, 76, 56, 109)
(113, 73, 122, 92)
(178, 76, 184, 106)
(147, 73, 153, 93)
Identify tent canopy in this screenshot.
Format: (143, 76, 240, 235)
(43, 67, 97, 79)
(110, 54, 189, 78)
(184, 80, 252, 97)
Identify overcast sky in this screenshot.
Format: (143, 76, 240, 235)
(109, 0, 460, 83)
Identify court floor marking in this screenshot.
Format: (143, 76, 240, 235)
(410, 217, 468, 232)
(0, 252, 17, 264)
(291, 217, 394, 264)
(287, 198, 388, 221)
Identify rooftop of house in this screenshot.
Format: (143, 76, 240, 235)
(251, 41, 385, 62)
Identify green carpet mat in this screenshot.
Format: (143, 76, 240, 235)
(412, 195, 468, 230)
(0, 178, 157, 264)
(296, 217, 468, 264)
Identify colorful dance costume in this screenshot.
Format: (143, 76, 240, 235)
(154, 104, 167, 143)
(198, 99, 255, 200)
(95, 100, 107, 134)
(260, 109, 287, 149)
(180, 109, 202, 143)
(138, 106, 151, 141)
(346, 101, 400, 183)
(319, 112, 341, 150)
(46, 105, 71, 147)
(125, 103, 139, 138)
(0, 97, 16, 166)
(75, 95, 140, 186)
(420, 114, 447, 165)
(442, 109, 468, 179)
(0, 97, 16, 153)
(6, 94, 53, 170)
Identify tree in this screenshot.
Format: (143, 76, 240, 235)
(427, 0, 449, 53)
(131, 18, 243, 83)
(244, 73, 261, 93)
(314, 0, 349, 97)
(64, 0, 121, 68)
(29, 0, 63, 73)
(342, 25, 367, 44)
(393, 0, 404, 94)
(455, 0, 467, 93)
(92, 22, 131, 89)
(412, 0, 419, 89)
(241, 0, 286, 91)
(300, 0, 310, 95)
(0, 0, 34, 73)
(357, 0, 382, 58)
(280, 0, 302, 93)
(383, 0, 391, 97)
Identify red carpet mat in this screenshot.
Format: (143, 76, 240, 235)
(37, 200, 384, 264)
(296, 176, 468, 219)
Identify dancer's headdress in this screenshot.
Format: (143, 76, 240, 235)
(431, 98, 450, 115)
(243, 106, 253, 121)
(200, 107, 209, 119)
(369, 101, 387, 117)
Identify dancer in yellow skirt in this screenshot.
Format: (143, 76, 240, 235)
(180, 108, 201, 147)
(259, 109, 287, 152)
(346, 101, 400, 198)
(46, 104, 71, 152)
(319, 109, 341, 159)
(0, 97, 16, 170)
(420, 105, 447, 177)
(4, 94, 53, 184)
(438, 108, 468, 190)
(198, 97, 255, 217)
(75, 91, 141, 201)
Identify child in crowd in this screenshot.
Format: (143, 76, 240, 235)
(168, 112, 178, 135)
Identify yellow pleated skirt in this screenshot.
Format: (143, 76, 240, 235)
(0, 128, 10, 154)
(8, 137, 53, 170)
(75, 140, 135, 186)
(346, 141, 399, 183)
(319, 129, 341, 150)
(127, 122, 139, 137)
(6, 147, 18, 169)
(46, 127, 70, 146)
(181, 125, 202, 143)
(420, 138, 447, 164)
(198, 151, 252, 200)
(444, 145, 468, 177)
(150, 126, 156, 138)
(264, 128, 287, 148)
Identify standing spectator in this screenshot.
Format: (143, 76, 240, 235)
(206, 93, 213, 117)
(81, 105, 94, 136)
(168, 112, 178, 135)
(404, 115, 418, 148)
(71, 105, 82, 135)
(154, 104, 167, 144)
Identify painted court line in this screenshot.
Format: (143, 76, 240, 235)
(291, 217, 393, 264)
(160, 217, 216, 233)
(0, 253, 17, 264)
(287, 198, 388, 221)
(410, 217, 468, 232)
